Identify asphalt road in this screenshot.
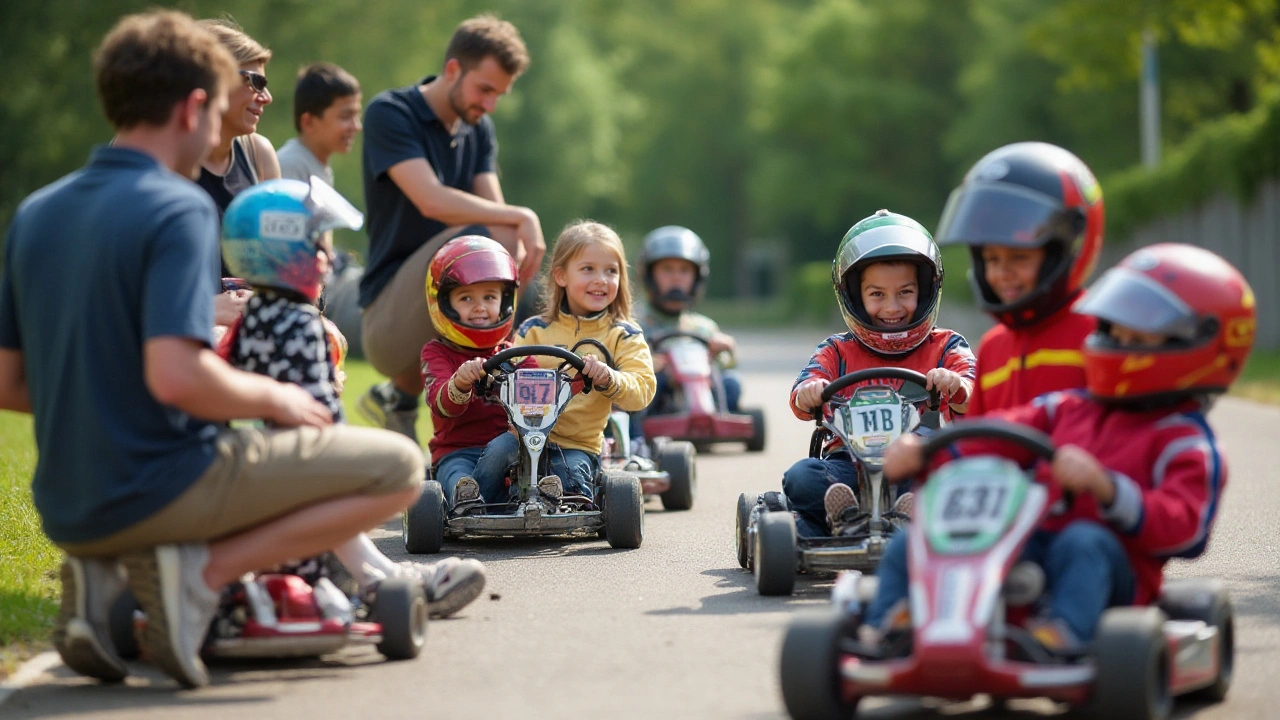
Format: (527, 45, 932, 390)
(4, 328, 1279, 720)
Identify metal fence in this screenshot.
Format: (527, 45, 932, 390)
(1103, 179, 1280, 350)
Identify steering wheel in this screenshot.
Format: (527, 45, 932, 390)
(646, 330, 712, 352)
(919, 419, 1055, 463)
(813, 367, 941, 422)
(479, 345, 590, 395)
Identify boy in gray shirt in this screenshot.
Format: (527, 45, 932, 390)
(277, 62, 361, 186)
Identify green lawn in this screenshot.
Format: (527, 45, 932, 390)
(1233, 349, 1280, 405)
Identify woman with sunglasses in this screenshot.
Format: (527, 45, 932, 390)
(196, 19, 283, 328)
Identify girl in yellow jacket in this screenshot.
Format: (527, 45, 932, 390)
(485, 221, 656, 503)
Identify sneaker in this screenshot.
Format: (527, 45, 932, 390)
(537, 474, 564, 501)
(1026, 617, 1085, 657)
(453, 476, 482, 512)
(121, 544, 221, 688)
(891, 491, 914, 518)
(823, 483, 859, 532)
(356, 381, 420, 445)
(398, 558, 486, 618)
(52, 556, 129, 682)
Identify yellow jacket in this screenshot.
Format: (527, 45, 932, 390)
(515, 312, 656, 455)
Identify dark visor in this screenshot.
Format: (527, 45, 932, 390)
(1075, 267, 1200, 340)
(936, 183, 1072, 247)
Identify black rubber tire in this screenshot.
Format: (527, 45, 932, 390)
(1159, 578, 1233, 702)
(780, 611, 860, 720)
(1090, 606, 1173, 720)
(745, 407, 767, 453)
(754, 511, 797, 596)
(402, 481, 446, 554)
(735, 492, 754, 570)
(604, 471, 645, 549)
(108, 588, 141, 660)
(657, 441, 697, 510)
(373, 577, 429, 660)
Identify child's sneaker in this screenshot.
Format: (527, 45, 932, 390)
(356, 381, 420, 445)
(824, 483, 860, 534)
(538, 474, 564, 501)
(855, 600, 912, 649)
(121, 544, 221, 688)
(398, 558, 486, 618)
(453, 476, 482, 512)
(891, 491, 914, 518)
(52, 556, 129, 682)
(1026, 617, 1085, 657)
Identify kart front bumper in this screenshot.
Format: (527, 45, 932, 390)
(643, 413, 754, 443)
(798, 535, 892, 574)
(446, 505, 604, 537)
(839, 652, 1094, 705)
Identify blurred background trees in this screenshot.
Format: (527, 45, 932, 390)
(3, 0, 1278, 300)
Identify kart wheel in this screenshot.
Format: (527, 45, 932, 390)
(373, 577, 429, 660)
(108, 588, 140, 661)
(754, 511, 797, 596)
(745, 407, 767, 453)
(780, 611, 860, 720)
(402, 481, 446, 554)
(1159, 578, 1233, 702)
(735, 492, 754, 570)
(1090, 606, 1172, 720)
(657, 440, 697, 511)
(603, 470, 644, 549)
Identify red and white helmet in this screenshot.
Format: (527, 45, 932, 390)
(425, 235, 518, 349)
(1076, 243, 1255, 403)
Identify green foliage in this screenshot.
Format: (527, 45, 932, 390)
(0, 412, 58, 647)
(788, 261, 838, 325)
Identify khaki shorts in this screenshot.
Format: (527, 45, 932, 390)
(361, 227, 466, 379)
(58, 425, 424, 558)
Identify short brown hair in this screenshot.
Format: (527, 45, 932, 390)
(542, 221, 633, 324)
(293, 62, 361, 132)
(198, 17, 272, 65)
(94, 10, 238, 130)
(444, 14, 530, 77)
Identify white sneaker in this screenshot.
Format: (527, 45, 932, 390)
(53, 556, 129, 682)
(122, 544, 221, 688)
(399, 558, 486, 618)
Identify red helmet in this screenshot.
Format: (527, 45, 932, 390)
(1076, 244, 1255, 403)
(425, 236, 518, 349)
(936, 142, 1104, 328)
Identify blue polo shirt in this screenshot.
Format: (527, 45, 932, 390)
(359, 77, 497, 308)
(0, 146, 221, 544)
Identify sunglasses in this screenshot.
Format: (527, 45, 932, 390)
(239, 70, 269, 94)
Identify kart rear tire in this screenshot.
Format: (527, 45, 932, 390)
(735, 492, 754, 570)
(745, 407, 767, 453)
(1090, 606, 1172, 720)
(657, 440, 697, 511)
(604, 471, 645, 549)
(109, 588, 141, 660)
(1159, 578, 1233, 702)
(402, 481, 446, 554)
(780, 611, 860, 720)
(755, 511, 797, 596)
(374, 577, 428, 660)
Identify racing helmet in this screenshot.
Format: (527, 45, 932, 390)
(638, 225, 711, 310)
(222, 177, 364, 302)
(833, 210, 944, 356)
(1076, 243, 1255, 404)
(936, 142, 1104, 328)
(425, 235, 519, 349)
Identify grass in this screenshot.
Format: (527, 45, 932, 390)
(0, 358, 429, 676)
(1232, 349, 1280, 405)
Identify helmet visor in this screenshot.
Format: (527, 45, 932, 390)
(936, 183, 1072, 248)
(1076, 267, 1200, 340)
(306, 176, 364, 235)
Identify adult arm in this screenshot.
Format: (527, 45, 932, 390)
(249, 133, 282, 181)
(0, 349, 29, 412)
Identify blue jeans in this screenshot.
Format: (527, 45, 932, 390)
(435, 444, 515, 509)
(475, 431, 600, 501)
(781, 453, 860, 538)
(630, 370, 743, 439)
(864, 520, 1136, 641)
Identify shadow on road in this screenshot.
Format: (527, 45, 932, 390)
(646, 567, 835, 616)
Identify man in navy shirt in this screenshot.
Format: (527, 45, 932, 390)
(0, 11, 424, 689)
(357, 14, 546, 444)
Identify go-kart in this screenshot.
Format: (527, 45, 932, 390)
(778, 420, 1234, 720)
(603, 410, 698, 510)
(640, 330, 765, 453)
(736, 368, 941, 596)
(111, 571, 427, 662)
(402, 345, 646, 553)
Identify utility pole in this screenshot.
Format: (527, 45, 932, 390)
(1141, 28, 1161, 167)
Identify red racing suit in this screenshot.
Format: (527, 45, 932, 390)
(790, 329, 976, 421)
(969, 298, 1096, 416)
(420, 339, 535, 466)
(946, 390, 1226, 605)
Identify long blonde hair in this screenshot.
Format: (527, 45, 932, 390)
(542, 220, 633, 324)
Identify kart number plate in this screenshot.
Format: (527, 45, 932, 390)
(832, 392, 904, 454)
(514, 369, 556, 410)
(924, 458, 1029, 554)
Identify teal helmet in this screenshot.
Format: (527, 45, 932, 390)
(833, 209, 944, 356)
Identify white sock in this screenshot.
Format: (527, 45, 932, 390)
(332, 534, 401, 588)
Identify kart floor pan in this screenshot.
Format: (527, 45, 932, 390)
(446, 509, 604, 536)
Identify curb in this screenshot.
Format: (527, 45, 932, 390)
(0, 651, 60, 708)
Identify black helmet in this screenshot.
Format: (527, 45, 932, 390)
(638, 225, 711, 310)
